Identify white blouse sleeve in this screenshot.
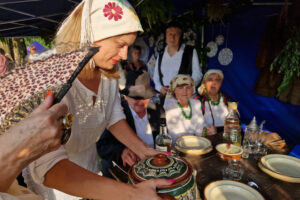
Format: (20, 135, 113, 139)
(153, 56, 163, 92)
(191, 49, 203, 88)
(28, 146, 68, 185)
(107, 88, 126, 128)
(193, 100, 205, 136)
(0, 193, 19, 200)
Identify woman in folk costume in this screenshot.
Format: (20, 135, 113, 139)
(164, 75, 205, 144)
(194, 69, 232, 135)
(23, 0, 171, 199)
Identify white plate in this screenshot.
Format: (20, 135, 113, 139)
(175, 135, 212, 155)
(258, 162, 300, 183)
(261, 154, 300, 178)
(204, 180, 264, 200)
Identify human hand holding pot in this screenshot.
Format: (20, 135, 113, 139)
(133, 178, 174, 200)
(122, 147, 136, 166)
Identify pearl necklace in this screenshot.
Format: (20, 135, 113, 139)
(177, 101, 192, 120)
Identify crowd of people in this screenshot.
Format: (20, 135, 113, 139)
(0, 0, 233, 199)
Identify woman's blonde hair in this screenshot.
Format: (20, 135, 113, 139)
(54, 3, 119, 80)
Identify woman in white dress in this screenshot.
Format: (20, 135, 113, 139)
(23, 0, 171, 199)
(164, 75, 205, 145)
(195, 69, 232, 136)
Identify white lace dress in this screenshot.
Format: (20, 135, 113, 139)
(23, 76, 125, 200)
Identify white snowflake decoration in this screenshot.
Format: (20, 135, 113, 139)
(215, 35, 224, 45)
(218, 48, 233, 66)
(183, 29, 197, 46)
(206, 41, 218, 58)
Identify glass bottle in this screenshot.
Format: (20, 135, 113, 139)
(223, 102, 242, 146)
(155, 118, 172, 152)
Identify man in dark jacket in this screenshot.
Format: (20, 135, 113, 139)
(96, 70, 162, 178)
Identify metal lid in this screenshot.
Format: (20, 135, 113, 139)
(130, 154, 192, 185)
(247, 116, 258, 131)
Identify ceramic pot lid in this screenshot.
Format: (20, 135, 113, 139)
(130, 154, 192, 184)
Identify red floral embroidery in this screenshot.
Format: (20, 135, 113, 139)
(103, 2, 123, 21)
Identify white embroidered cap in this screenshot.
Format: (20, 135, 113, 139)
(197, 69, 224, 94)
(58, 0, 143, 46)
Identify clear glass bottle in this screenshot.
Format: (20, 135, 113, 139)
(223, 102, 242, 146)
(155, 118, 172, 152)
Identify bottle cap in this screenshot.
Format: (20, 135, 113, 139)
(228, 102, 238, 110)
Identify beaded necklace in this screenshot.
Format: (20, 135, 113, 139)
(205, 89, 221, 106)
(177, 101, 192, 120)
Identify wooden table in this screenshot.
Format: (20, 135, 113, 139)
(110, 134, 299, 200)
(182, 134, 300, 200)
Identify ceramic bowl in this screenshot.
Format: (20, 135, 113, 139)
(216, 143, 243, 160)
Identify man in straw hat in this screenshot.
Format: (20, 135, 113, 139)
(97, 70, 162, 178)
(24, 0, 172, 199)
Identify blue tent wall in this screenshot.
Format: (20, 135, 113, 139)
(205, 6, 300, 144)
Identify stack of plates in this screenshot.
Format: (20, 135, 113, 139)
(204, 180, 264, 200)
(258, 154, 300, 183)
(174, 135, 212, 155)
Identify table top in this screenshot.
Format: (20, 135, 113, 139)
(110, 134, 300, 200)
(183, 134, 300, 200)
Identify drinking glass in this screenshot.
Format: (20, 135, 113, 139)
(242, 144, 251, 159)
(222, 159, 244, 180)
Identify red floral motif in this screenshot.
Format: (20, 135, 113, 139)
(103, 2, 123, 21)
(183, 77, 187, 80)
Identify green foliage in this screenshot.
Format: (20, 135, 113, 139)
(270, 26, 300, 96)
(131, 0, 174, 37)
(24, 36, 52, 49)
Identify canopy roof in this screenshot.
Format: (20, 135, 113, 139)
(0, 0, 81, 37)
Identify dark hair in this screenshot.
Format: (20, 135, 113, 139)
(132, 45, 142, 52)
(165, 21, 183, 51)
(166, 21, 183, 32)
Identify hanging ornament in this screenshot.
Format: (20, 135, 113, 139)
(183, 29, 197, 46)
(154, 33, 165, 57)
(206, 41, 218, 58)
(215, 34, 224, 45)
(218, 48, 233, 66)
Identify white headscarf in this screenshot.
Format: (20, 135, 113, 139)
(57, 0, 144, 46)
(197, 69, 224, 94)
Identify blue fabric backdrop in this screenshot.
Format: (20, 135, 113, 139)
(205, 6, 300, 145)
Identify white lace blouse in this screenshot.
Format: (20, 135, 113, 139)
(25, 75, 125, 200)
(203, 96, 229, 127)
(164, 98, 205, 145)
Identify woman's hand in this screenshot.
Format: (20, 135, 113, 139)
(205, 126, 217, 136)
(121, 148, 136, 166)
(135, 146, 171, 161)
(160, 86, 169, 95)
(132, 178, 173, 200)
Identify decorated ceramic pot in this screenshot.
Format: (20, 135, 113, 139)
(129, 154, 196, 200)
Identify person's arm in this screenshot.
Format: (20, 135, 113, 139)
(191, 49, 203, 88)
(96, 128, 126, 163)
(108, 119, 158, 160)
(153, 55, 163, 92)
(44, 159, 171, 200)
(0, 93, 67, 192)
